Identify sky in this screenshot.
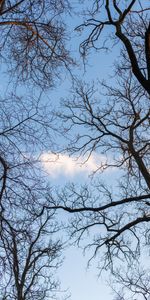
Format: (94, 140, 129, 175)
(59, 246, 113, 300)
(40, 4, 120, 300)
(0, 2, 130, 300)
(40, 151, 121, 300)
(40, 150, 120, 300)
(40, 152, 117, 300)
(1, 1, 149, 299)
(43, 166, 114, 300)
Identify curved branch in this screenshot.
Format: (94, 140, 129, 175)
(39, 194, 150, 215)
(0, 155, 8, 205)
(115, 24, 150, 95)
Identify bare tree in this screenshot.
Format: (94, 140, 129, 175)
(0, 93, 53, 209)
(46, 1, 150, 299)
(0, 1, 74, 299)
(76, 0, 150, 94)
(0, 0, 73, 88)
(110, 264, 150, 300)
(1, 1, 150, 299)
(0, 90, 67, 299)
(0, 206, 63, 300)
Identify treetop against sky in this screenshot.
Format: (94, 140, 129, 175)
(0, 1, 150, 300)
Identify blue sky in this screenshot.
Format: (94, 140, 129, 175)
(59, 246, 113, 300)
(1, 1, 150, 299)
(41, 156, 119, 300)
(40, 35, 120, 300)
(39, 5, 121, 300)
(0, 2, 125, 300)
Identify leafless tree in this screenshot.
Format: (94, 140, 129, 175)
(0, 207, 63, 300)
(0, 93, 53, 209)
(0, 0, 73, 88)
(0, 1, 74, 299)
(76, 0, 150, 95)
(46, 1, 150, 299)
(0, 54, 70, 298)
(0, 90, 68, 299)
(110, 264, 150, 300)
(1, 1, 150, 299)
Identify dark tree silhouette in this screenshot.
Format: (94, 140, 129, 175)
(47, 1, 150, 299)
(0, 93, 66, 299)
(77, 0, 150, 94)
(0, 208, 62, 300)
(0, 1, 73, 298)
(0, 0, 73, 88)
(110, 264, 150, 300)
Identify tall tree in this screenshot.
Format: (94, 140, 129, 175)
(0, 1, 73, 298)
(50, 1, 150, 299)
(0, 207, 62, 300)
(0, 90, 66, 300)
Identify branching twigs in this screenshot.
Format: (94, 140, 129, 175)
(0, 0, 73, 88)
(0, 209, 62, 299)
(55, 4, 150, 284)
(78, 0, 150, 95)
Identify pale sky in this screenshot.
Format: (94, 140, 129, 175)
(0, 2, 123, 299)
(40, 152, 115, 178)
(40, 151, 118, 300)
(59, 246, 113, 300)
(40, 6, 120, 298)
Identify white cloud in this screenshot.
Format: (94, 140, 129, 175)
(40, 152, 110, 178)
